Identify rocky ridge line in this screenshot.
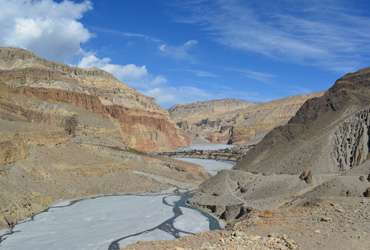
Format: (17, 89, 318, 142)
(169, 93, 322, 146)
(0, 47, 188, 152)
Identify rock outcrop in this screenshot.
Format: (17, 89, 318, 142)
(169, 99, 255, 144)
(0, 47, 188, 152)
(237, 67, 370, 174)
(0, 48, 206, 229)
(124, 230, 298, 250)
(169, 94, 322, 146)
(169, 99, 255, 122)
(332, 108, 370, 171)
(189, 67, 370, 223)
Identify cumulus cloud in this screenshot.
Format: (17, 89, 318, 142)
(158, 40, 198, 61)
(0, 0, 92, 61)
(0, 0, 220, 107)
(78, 53, 267, 107)
(79, 54, 149, 81)
(78, 52, 214, 107)
(150, 75, 168, 85)
(78, 53, 164, 90)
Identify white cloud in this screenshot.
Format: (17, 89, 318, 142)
(158, 40, 198, 61)
(78, 53, 214, 107)
(144, 86, 210, 107)
(169, 68, 218, 78)
(91, 27, 163, 44)
(174, 0, 370, 72)
(78, 53, 149, 84)
(191, 70, 217, 78)
(186, 69, 218, 78)
(0, 0, 92, 62)
(78, 53, 168, 98)
(77, 52, 272, 106)
(228, 68, 276, 84)
(0, 0, 223, 107)
(143, 84, 278, 107)
(103, 64, 148, 80)
(150, 75, 168, 85)
(184, 40, 198, 47)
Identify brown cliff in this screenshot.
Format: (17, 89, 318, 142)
(0, 47, 188, 152)
(237, 67, 370, 174)
(189, 67, 370, 229)
(0, 48, 206, 229)
(169, 94, 322, 146)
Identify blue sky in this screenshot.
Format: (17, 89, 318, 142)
(1, 0, 370, 107)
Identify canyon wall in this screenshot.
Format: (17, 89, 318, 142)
(169, 94, 322, 146)
(0, 48, 207, 229)
(0, 47, 188, 152)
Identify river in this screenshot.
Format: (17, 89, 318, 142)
(0, 145, 234, 250)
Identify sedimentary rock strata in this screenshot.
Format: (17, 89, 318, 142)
(169, 94, 322, 146)
(0, 47, 188, 152)
(0, 48, 206, 229)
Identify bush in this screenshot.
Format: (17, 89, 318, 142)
(64, 115, 78, 137)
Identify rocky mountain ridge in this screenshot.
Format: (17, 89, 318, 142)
(170, 93, 322, 145)
(0, 47, 206, 229)
(189, 67, 370, 227)
(169, 99, 256, 122)
(237, 67, 370, 174)
(122, 68, 370, 250)
(0, 47, 188, 152)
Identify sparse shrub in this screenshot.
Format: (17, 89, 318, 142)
(64, 115, 78, 137)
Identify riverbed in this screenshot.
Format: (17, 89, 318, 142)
(175, 158, 234, 176)
(177, 144, 233, 151)
(0, 146, 234, 250)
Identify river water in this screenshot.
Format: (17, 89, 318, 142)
(177, 144, 233, 151)
(0, 145, 234, 250)
(175, 158, 234, 176)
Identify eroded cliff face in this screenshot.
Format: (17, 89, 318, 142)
(331, 108, 370, 171)
(0, 70, 206, 230)
(169, 94, 322, 146)
(0, 48, 206, 229)
(189, 68, 370, 226)
(0, 47, 188, 152)
(169, 99, 255, 123)
(236, 67, 370, 175)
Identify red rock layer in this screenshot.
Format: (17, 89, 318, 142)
(15, 86, 189, 152)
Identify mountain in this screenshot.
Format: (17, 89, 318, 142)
(124, 68, 370, 250)
(169, 99, 255, 144)
(0, 47, 188, 152)
(169, 99, 255, 122)
(189, 67, 370, 223)
(169, 94, 322, 145)
(0, 48, 206, 229)
(236, 67, 370, 174)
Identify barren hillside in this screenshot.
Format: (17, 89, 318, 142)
(169, 94, 322, 145)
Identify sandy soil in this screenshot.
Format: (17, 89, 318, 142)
(123, 197, 370, 250)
